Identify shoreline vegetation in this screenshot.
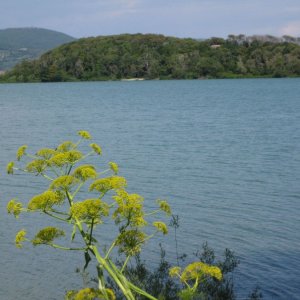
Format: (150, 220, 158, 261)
(0, 33, 300, 83)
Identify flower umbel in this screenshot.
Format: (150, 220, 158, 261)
(50, 175, 80, 191)
(113, 190, 146, 227)
(6, 161, 14, 174)
(90, 143, 102, 155)
(169, 266, 181, 278)
(15, 229, 27, 248)
(57, 141, 76, 152)
(36, 148, 57, 159)
(32, 227, 65, 246)
(16, 145, 27, 161)
(26, 159, 47, 174)
(181, 262, 222, 281)
(73, 165, 97, 181)
(153, 221, 168, 235)
(28, 190, 65, 211)
(78, 130, 92, 140)
(7, 199, 23, 218)
(66, 288, 116, 300)
(70, 199, 109, 223)
(116, 229, 147, 256)
(89, 176, 127, 194)
(157, 200, 172, 216)
(109, 162, 119, 175)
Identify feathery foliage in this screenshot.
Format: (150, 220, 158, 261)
(7, 131, 223, 300)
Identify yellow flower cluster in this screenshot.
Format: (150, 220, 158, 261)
(153, 221, 168, 235)
(171, 261, 222, 282)
(50, 175, 80, 191)
(113, 190, 146, 227)
(6, 161, 14, 174)
(15, 229, 27, 248)
(32, 226, 65, 246)
(116, 229, 147, 256)
(26, 159, 47, 174)
(70, 199, 109, 222)
(90, 143, 102, 155)
(73, 165, 97, 181)
(16, 145, 27, 161)
(57, 141, 76, 152)
(157, 200, 172, 216)
(66, 288, 115, 300)
(169, 266, 181, 277)
(78, 130, 92, 140)
(49, 150, 83, 167)
(109, 162, 119, 175)
(36, 148, 57, 159)
(28, 190, 65, 211)
(89, 176, 127, 194)
(7, 199, 23, 218)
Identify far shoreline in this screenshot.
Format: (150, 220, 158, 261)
(1, 75, 300, 84)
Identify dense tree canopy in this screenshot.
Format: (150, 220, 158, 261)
(1, 33, 300, 82)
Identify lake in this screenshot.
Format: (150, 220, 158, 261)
(0, 79, 299, 299)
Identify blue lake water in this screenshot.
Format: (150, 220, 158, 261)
(0, 79, 299, 299)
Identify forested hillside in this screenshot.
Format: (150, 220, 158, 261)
(1, 33, 300, 82)
(0, 28, 75, 70)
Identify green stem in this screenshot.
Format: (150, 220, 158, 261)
(98, 169, 110, 176)
(49, 165, 59, 177)
(121, 255, 131, 273)
(104, 241, 116, 259)
(71, 182, 85, 199)
(89, 219, 94, 245)
(25, 153, 39, 159)
(67, 165, 73, 175)
(191, 277, 199, 292)
(75, 138, 82, 147)
(50, 209, 69, 216)
(91, 246, 135, 300)
(41, 173, 53, 181)
(75, 219, 90, 245)
(81, 151, 94, 161)
(44, 211, 69, 222)
(50, 243, 86, 251)
(66, 191, 73, 206)
(127, 282, 158, 300)
(145, 209, 161, 216)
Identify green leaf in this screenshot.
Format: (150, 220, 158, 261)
(84, 251, 91, 270)
(71, 225, 76, 241)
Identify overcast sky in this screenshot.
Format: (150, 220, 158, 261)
(1, 0, 300, 38)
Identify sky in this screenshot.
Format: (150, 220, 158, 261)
(1, 0, 300, 39)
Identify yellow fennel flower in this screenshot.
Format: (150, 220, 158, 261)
(15, 229, 27, 248)
(7, 199, 23, 218)
(78, 130, 92, 139)
(16, 145, 27, 161)
(153, 221, 168, 235)
(90, 143, 102, 155)
(50, 175, 80, 191)
(73, 165, 97, 181)
(109, 162, 119, 174)
(6, 161, 14, 174)
(89, 176, 127, 193)
(157, 199, 172, 216)
(28, 190, 65, 211)
(32, 227, 65, 245)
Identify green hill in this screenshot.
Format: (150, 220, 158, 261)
(0, 27, 75, 70)
(1, 33, 300, 82)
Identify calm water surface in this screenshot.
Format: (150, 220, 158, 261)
(0, 79, 299, 299)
